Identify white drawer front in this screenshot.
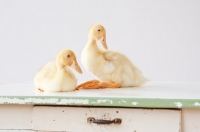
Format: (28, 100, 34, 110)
(0, 105, 33, 129)
(33, 106, 180, 132)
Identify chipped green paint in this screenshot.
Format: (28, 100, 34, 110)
(1, 96, 200, 108)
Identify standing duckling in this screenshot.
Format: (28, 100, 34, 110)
(34, 49, 82, 92)
(76, 24, 147, 89)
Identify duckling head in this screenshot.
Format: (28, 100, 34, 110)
(88, 24, 107, 49)
(56, 49, 82, 74)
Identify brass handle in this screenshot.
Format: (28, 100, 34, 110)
(87, 117, 122, 124)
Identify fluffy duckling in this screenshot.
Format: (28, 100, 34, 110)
(34, 49, 82, 92)
(78, 24, 147, 89)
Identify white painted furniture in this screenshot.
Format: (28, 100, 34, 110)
(0, 82, 200, 132)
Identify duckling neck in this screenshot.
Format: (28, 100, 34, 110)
(56, 63, 66, 71)
(85, 38, 99, 51)
(55, 62, 74, 77)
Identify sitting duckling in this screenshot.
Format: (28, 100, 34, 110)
(76, 24, 147, 89)
(34, 49, 82, 92)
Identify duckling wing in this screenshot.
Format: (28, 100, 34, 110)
(35, 61, 57, 80)
(101, 51, 123, 74)
(103, 51, 147, 87)
(103, 51, 120, 61)
(103, 50, 129, 66)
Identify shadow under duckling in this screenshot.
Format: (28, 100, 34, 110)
(34, 49, 82, 92)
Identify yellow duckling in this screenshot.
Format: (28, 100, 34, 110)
(34, 49, 82, 92)
(77, 24, 147, 89)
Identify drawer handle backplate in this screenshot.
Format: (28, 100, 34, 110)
(87, 117, 122, 125)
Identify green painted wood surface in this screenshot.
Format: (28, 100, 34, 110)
(0, 82, 200, 108)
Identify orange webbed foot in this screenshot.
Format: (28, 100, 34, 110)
(38, 88, 44, 92)
(76, 80, 101, 90)
(76, 80, 121, 90)
(100, 82, 121, 88)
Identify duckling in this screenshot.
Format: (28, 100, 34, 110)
(34, 49, 82, 92)
(76, 24, 147, 89)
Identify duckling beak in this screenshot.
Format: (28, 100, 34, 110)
(71, 60, 82, 74)
(100, 36, 108, 50)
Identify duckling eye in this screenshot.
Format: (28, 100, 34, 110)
(97, 29, 100, 32)
(67, 55, 70, 58)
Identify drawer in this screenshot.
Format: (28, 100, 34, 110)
(0, 105, 33, 130)
(33, 106, 181, 132)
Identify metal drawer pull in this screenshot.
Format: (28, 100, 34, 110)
(87, 117, 122, 124)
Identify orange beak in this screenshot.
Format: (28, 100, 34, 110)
(71, 60, 82, 74)
(100, 36, 108, 50)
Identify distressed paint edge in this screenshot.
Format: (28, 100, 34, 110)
(0, 96, 200, 108)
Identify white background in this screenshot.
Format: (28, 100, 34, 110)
(0, 0, 200, 85)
